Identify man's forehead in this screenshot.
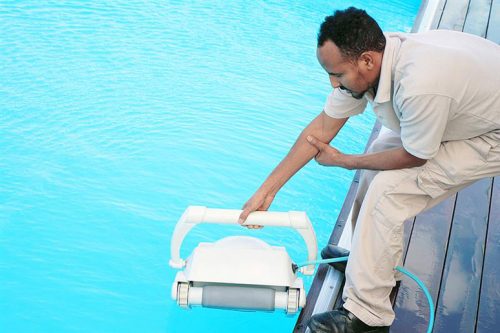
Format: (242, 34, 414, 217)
(318, 40, 341, 54)
(317, 40, 347, 69)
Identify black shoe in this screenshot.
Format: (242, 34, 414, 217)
(321, 244, 350, 273)
(307, 308, 389, 333)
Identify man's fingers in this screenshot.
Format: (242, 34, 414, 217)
(239, 208, 264, 229)
(245, 224, 263, 229)
(306, 135, 325, 151)
(238, 209, 250, 225)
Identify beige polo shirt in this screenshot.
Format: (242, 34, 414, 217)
(323, 30, 500, 159)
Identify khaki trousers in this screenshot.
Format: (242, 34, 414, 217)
(343, 129, 500, 327)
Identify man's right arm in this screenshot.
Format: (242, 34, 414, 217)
(239, 111, 348, 225)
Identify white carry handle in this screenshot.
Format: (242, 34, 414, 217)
(169, 206, 317, 274)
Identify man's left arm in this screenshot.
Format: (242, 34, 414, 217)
(306, 135, 426, 170)
(306, 93, 453, 171)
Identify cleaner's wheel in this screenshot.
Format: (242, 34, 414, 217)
(286, 288, 299, 314)
(177, 282, 190, 308)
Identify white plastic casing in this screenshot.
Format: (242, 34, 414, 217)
(169, 206, 317, 274)
(169, 206, 317, 313)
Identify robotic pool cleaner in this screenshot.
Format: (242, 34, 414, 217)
(169, 206, 435, 332)
(169, 206, 317, 314)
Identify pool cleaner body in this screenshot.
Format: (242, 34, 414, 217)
(169, 206, 317, 314)
(169, 206, 435, 332)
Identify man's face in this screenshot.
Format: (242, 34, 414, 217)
(317, 40, 372, 99)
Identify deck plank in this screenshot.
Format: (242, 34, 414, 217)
(439, 0, 471, 30)
(476, 177, 500, 332)
(463, 0, 492, 36)
(431, 0, 449, 29)
(390, 195, 456, 333)
(432, 178, 492, 333)
(486, 0, 500, 43)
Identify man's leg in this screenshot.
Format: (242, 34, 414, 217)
(350, 130, 403, 231)
(309, 164, 459, 332)
(349, 130, 406, 280)
(322, 130, 406, 278)
(343, 133, 500, 327)
(309, 131, 500, 331)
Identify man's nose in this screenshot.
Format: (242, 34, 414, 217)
(329, 76, 341, 88)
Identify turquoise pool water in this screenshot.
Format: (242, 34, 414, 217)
(0, 1, 419, 332)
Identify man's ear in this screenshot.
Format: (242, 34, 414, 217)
(359, 52, 375, 70)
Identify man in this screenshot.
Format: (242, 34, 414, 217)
(238, 7, 500, 333)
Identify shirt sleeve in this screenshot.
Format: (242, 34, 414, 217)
(323, 88, 368, 119)
(397, 94, 453, 159)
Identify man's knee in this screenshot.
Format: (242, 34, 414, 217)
(366, 170, 403, 197)
(366, 131, 403, 154)
(363, 169, 422, 224)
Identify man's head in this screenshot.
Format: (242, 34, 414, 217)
(317, 7, 385, 99)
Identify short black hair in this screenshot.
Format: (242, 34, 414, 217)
(317, 7, 386, 60)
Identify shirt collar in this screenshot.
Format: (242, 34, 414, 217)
(373, 34, 401, 104)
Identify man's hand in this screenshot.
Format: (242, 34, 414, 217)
(306, 135, 345, 167)
(238, 113, 348, 229)
(238, 191, 276, 229)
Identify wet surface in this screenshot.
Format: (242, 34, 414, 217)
(476, 178, 500, 332)
(433, 178, 492, 333)
(391, 195, 456, 333)
(391, 177, 498, 333)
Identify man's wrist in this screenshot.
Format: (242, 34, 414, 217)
(339, 154, 355, 170)
(259, 181, 280, 197)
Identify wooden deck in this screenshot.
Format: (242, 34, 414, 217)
(294, 0, 500, 332)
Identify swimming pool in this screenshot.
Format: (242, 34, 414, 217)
(0, 1, 420, 332)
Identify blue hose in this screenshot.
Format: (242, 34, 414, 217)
(296, 257, 434, 333)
